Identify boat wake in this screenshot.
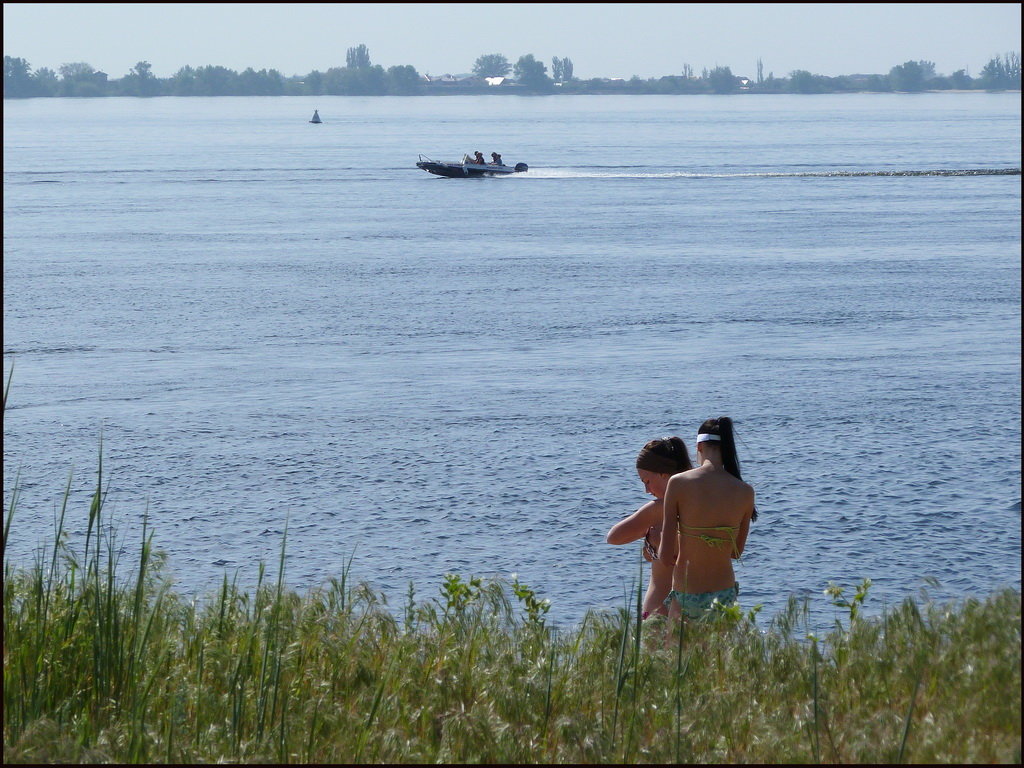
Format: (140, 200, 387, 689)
(522, 167, 1022, 179)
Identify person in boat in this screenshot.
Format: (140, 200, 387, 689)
(474, 151, 486, 165)
(491, 152, 503, 165)
(606, 437, 693, 619)
(658, 417, 757, 621)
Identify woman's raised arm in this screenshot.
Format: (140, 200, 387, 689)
(606, 499, 662, 545)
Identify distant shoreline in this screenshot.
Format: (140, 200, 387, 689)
(7, 51, 1020, 98)
(4, 89, 1021, 100)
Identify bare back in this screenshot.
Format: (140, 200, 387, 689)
(660, 465, 755, 594)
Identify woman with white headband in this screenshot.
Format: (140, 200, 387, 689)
(606, 436, 693, 619)
(658, 416, 757, 621)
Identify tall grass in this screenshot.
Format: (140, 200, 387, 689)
(3, 434, 1020, 761)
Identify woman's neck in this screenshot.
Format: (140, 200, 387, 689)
(699, 450, 724, 470)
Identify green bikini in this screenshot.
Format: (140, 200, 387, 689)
(663, 524, 741, 619)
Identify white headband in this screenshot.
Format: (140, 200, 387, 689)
(696, 433, 721, 443)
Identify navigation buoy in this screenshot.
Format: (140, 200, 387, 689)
(310, 109, 322, 124)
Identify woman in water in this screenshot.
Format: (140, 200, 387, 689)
(606, 437, 693, 618)
(659, 417, 756, 620)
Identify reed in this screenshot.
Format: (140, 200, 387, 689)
(3, 444, 1021, 763)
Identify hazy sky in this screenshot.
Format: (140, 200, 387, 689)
(4, 3, 1021, 81)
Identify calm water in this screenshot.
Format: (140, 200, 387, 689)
(3, 94, 1021, 632)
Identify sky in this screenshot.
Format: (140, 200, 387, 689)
(4, 3, 1021, 81)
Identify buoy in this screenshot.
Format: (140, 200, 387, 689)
(310, 109, 322, 124)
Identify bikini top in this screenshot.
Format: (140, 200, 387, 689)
(643, 527, 660, 560)
(680, 524, 741, 558)
(644, 524, 741, 560)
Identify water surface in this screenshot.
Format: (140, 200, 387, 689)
(4, 93, 1021, 631)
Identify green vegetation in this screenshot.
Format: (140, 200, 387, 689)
(2, 373, 1020, 762)
(3, 458, 1020, 762)
(513, 54, 553, 92)
(551, 56, 574, 84)
(472, 53, 512, 78)
(4, 47, 1021, 98)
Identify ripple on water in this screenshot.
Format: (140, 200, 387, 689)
(3, 95, 1021, 632)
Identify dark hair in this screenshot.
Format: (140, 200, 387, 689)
(636, 436, 693, 475)
(698, 417, 758, 521)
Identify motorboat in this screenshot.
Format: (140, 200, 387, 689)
(416, 154, 528, 178)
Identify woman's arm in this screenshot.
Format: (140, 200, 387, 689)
(606, 499, 662, 545)
(732, 487, 755, 558)
(658, 478, 681, 565)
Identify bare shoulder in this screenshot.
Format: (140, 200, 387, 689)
(666, 467, 701, 489)
(638, 497, 664, 518)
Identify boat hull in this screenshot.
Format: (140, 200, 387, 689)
(416, 160, 528, 178)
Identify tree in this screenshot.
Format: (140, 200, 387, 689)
(386, 65, 421, 94)
(192, 65, 239, 96)
(282, 75, 306, 96)
(32, 67, 59, 96)
(1004, 52, 1021, 87)
(58, 62, 102, 96)
(265, 68, 286, 95)
(346, 44, 371, 69)
(58, 61, 96, 80)
(121, 60, 159, 97)
(324, 64, 387, 95)
(706, 65, 737, 94)
(169, 65, 197, 96)
(304, 70, 324, 95)
(551, 56, 575, 82)
(4, 56, 34, 97)
(513, 54, 551, 91)
(827, 74, 862, 93)
(755, 70, 785, 93)
(979, 56, 1005, 88)
(862, 74, 889, 92)
(323, 66, 346, 95)
(788, 69, 826, 94)
(979, 53, 1021, 89)
(236, 67, 284, 95)
(949, 69, 972, 90)
(888, 60, 933, 92)
(550, 56, 573, 82)
(472, 53, 510, 78)
(551, 56, 564, 83)
(355, 64, 388, 94)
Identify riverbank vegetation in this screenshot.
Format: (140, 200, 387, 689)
(3, 456, 1020, 763)
(4, 47, 1021, 98)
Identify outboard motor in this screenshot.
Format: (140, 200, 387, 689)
(514, 162, 528, 173)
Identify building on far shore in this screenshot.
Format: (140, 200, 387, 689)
(421, 73, 523, 93)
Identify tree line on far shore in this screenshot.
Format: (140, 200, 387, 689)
(4, 46, 1021, 98)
